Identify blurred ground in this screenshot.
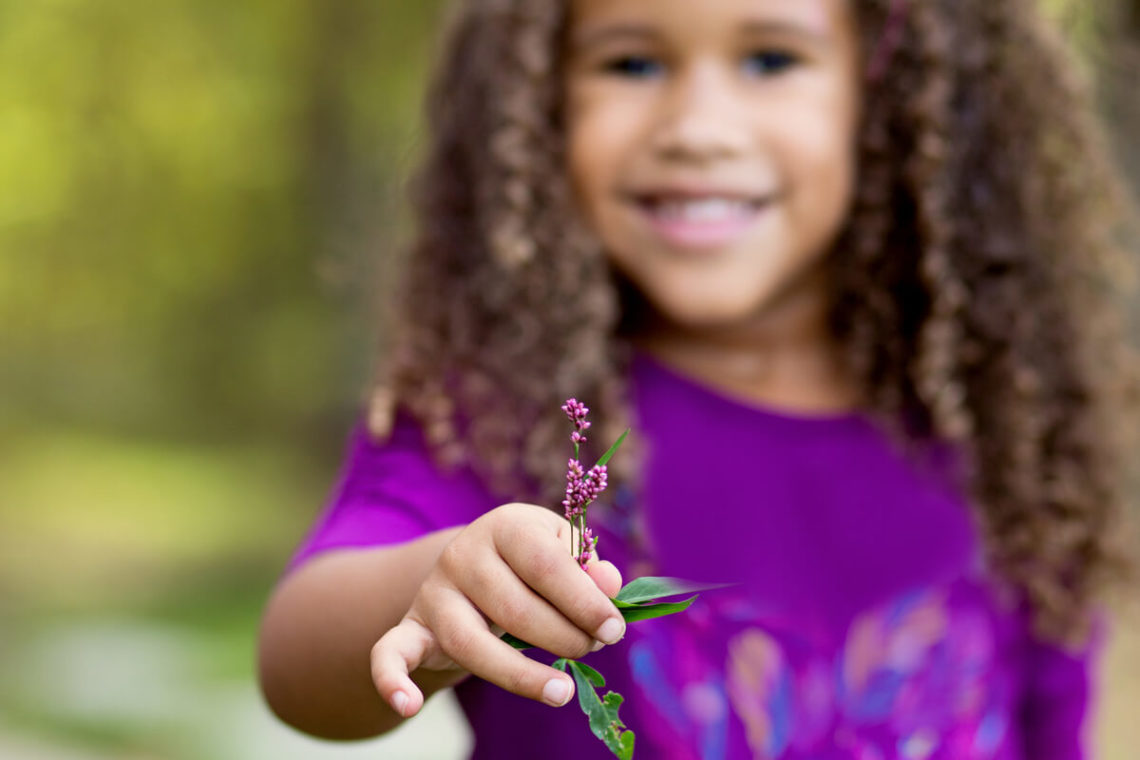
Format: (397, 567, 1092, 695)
(0, 426, 473, 760)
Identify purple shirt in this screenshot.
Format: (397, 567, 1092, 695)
(289, 354, 1098, 759)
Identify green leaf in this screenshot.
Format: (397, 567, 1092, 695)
(615, 576, 729, 604)
(602, 691, 625, 714)
(616, 721, 636, 757)
(552, 658, 569, 672)
(566, 660, 635, 760)
(618, 596, 698, 623)
(601, 693, 636, 758)
(569, 659, 606, 687)
(593, 429, 630, 470)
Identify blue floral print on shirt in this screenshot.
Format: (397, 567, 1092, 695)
(627, 580, 1018, 760)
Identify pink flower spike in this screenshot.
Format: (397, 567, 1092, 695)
(562, 398, 589, 423)
(560, 399, 613, 571)
(576, 527, 599, 568)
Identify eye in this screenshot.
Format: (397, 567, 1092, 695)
(743, 50, 799, 76)
(602, 55, 665, 78)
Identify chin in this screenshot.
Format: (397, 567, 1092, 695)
(650, 296, 767, 332)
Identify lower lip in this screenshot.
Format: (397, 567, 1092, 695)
(635, 202, 768, 250)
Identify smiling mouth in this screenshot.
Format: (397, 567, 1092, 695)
(641, 196, 763, 222)
(631, 194, 774, 249)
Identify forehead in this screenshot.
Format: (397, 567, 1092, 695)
(567, 0, 846, 38)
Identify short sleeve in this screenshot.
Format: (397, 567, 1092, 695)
(286, 414, 495, 572)
(1018, 617, 1107, 760)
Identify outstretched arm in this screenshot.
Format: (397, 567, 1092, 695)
(258, 527, 464, 740)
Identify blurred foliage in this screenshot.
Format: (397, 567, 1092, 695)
(0, 0, 445, 445)
(0, 4, 454, 756)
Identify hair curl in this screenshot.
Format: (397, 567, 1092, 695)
(372, 0, 1135, 643)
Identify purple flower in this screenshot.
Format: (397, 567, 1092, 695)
(561, 399, 611, 569)
(562, 399, 592, 432)
(576, 527, 599, 568)
(588, 464, 608, 495)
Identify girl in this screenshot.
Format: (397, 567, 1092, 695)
(258, 0, 1134, 757)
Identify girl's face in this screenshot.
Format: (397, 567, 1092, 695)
(565, 0, 861, 333)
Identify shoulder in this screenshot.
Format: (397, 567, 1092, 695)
(286, 411, 496, 571)
(339, 411, 493, 513)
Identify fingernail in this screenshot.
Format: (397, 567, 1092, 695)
(591, 639, 605, 652)
(391, 690, 409, 716)
(543, 677, 573, 707)
(596, 617, 624, 645)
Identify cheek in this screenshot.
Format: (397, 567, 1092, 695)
(567, 91, 648, 187)
(566, 110, 634, 232)
(566, 110, 607, 211)
(781, 106, 858, 227)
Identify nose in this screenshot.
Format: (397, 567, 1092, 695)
(650, 61, 750, 164)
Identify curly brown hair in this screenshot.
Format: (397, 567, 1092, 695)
(370, 0, 1135, 643)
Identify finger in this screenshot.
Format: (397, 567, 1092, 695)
(586, 558, 623, 599)
(371, 618, 435, 718)
(465, 555, 596, 659)
(496, 522, 626, 646)
(428, 590, 576, 707)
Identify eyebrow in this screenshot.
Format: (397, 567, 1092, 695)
(570, 18, 830, 55)
(569, 23, 658, 54)
(738, 19, 830, 47)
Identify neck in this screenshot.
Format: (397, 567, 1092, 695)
(635, 278, 859, 415)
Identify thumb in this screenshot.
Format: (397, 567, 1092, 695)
(371, 618, 435, 718)
(586, 557, 623, 599)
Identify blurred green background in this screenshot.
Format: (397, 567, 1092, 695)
(1, 1, 1137, 758)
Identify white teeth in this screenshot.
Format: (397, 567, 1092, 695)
(654, 197, 754, 222)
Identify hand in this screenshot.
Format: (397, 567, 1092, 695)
(370, 503, 625, 719)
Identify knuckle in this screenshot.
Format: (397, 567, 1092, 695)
(470, 557, 500, 591)
(490, 503, 528, 529)
(437, 619, 475, 662)
(495, 595, 530, 632)
(495, 507, 553, 547)
(506, 663, 535, 696)
(495, 516, 530, 550)
(524, 547, 562, 581)
(416, 582, 447, 620)
(568, 591, 610, 628)
(438, 541, 465, 575)
(556, 631, 595, 660)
